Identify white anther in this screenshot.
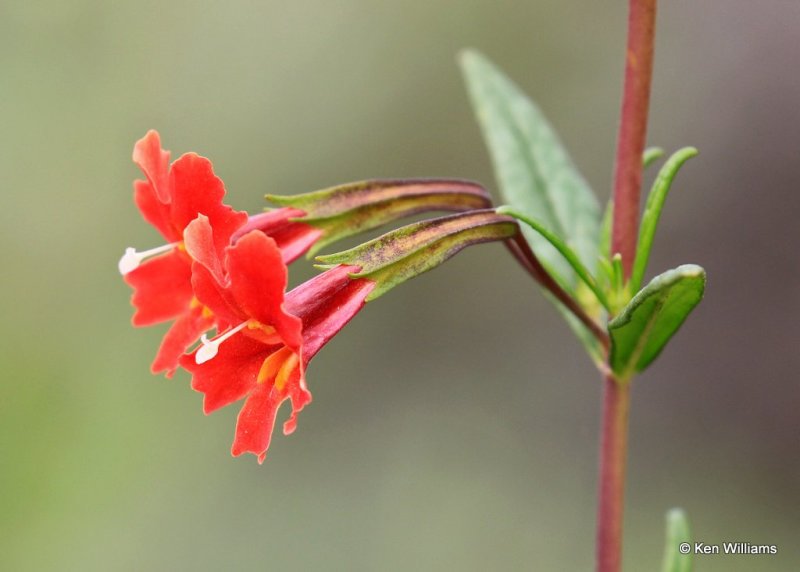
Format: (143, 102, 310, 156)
(195, 322, 248, 364)
(117, 243, 179, 275)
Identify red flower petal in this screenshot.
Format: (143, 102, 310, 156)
(231, 356, 310, 464)
(125, 250, 193, 326)
(133, 180, 177, 242)
(132, 130, 171, 204)
(191, 260, 245, 325)
(181, 333, 271, 415)
(184, 215, 225, 283)
(168, 153, 247, 252)
(231, 381, 283, 464)
(225, 231, 303, 349)
(151, 307, 215, 378)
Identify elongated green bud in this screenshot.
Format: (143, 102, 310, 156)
(267, 179, 492, 256)
(317, 210, 518, 300)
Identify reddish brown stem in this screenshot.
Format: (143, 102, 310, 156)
(599, 2, 657, 571)
(596, 374, 631, 572)
(611, 0, 658, 277)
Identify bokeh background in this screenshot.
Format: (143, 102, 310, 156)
(2, 1, 798, 570)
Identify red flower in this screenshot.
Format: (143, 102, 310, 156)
(179, 217, 374, 463)
(120, 131, 322, 376)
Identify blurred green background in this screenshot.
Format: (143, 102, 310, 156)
(2, 1, 798, 570)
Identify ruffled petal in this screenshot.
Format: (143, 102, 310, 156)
(230, 382, 283, 463)
(231, 357, 311, 463)
(191, 260, 244, 325)
(132, 130, 171, 203)
(168, 153, 247, 254)
(125, 250, 193, 326)
(151, 307, 215, 377)
(226, 231, 303, 349)
(133, 180, 177, 242)
(181, 333, 270, 414)
(283, 367, 312, 435)
(184, 215, 225, 282)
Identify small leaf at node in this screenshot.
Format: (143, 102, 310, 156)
(631, 148, 698, 291)
(609, 265, 705, 379)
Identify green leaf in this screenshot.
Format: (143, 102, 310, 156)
(609, 265, 706, 379)
(630, 148, 698, 291)
(499, 206, 610, 311)
(661, 508, 692, 572)
(460, 50, 600, 288)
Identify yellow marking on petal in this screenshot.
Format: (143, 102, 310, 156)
(190, 296, 215, 319)
(274, 353, 299, 391)
(256, 348, 286, 383)
(246, 320, 276, 336)
(257, 347, 293, 385)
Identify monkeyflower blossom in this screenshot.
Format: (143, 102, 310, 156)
(179, 216, 374, 462)
(120, 131, 493, 375)
(179, 210, 521, 462)
(119, 131, 248, 375)
(119, 131, 327, 375)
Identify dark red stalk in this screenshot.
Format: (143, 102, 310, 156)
(599, 1, 657, 571)
(611, 0, 657, 277)
(596, 373, 632, 572)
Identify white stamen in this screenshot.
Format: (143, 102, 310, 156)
(195, 322, 249, 364)
(118, 243, 179, 275)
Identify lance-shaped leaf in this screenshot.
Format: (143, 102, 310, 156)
(267, 179, 491, 256)
(631, 148, 699, 291)
(460, 50, 600, 287)
(609, 265, 706, 379)
(661, 508, 692, 572)
(317, 210, 518, 300)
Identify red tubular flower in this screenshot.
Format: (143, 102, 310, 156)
(120, 130, 322, 376)
(180, 217, 374, 463)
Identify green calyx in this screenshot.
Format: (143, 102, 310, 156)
(317, 210, 519, 301)
(267, 178, 491, 257)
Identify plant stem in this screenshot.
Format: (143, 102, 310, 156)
(596, 373, 632, 572)
(599, 2, 657, 569)
(611, 0, 658, 278)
